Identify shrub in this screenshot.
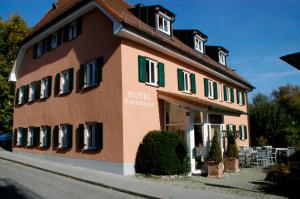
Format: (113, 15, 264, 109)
(207, 134, 222, 163)
(135, 130, 190, 175)
(226, 132, 239, 158)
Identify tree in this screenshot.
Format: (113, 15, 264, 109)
(0, 15, 29, 132)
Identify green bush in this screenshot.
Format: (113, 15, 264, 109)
(226, 132, 239, 158)
(135, 130, 190, 175)
(207, 134, 223, 163)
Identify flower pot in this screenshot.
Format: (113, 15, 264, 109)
(225, 158, 240, 173)
(207, 161, 224, 179)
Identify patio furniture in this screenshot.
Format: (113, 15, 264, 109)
(256, 149, 268, 167)
(271, 148, 278, 162)
(263, 146, 273, 163)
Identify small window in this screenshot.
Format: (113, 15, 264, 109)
(51, 32, 58, 49)
(29, 83, 36, 102)
(146, 59, 158, 86)
(183, 71, 191, 93)
(194, 35, 204, 53)
(41, 77, 50, 98)
(58, 125, 68, 149)
(40, 126, 47, 147)
(217, 83, 222, 101)
(61, 71, 70, 94)
(84, 60, 97, 87)
(84, 123, 97, 150)
(226, 87, 231, 103)
(37, 41, 43, 57)
(219, 52, 226, 65)
(207, 80, 214, 99)
(28, 127, 35, 146)
(69, 21, 77, 40)
(156, 12, 171, 35)
(238, 92, 243, 105)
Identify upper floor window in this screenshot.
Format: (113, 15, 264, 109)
(36, 41, 44, 57)
(54, 68, 73, 96)
(69, 21, 77, 40)
(223, 85, 234, 103)
(64, 17, 82, 42)
(79, 58, 103, 89)
(138, 55, 165, 87)
(194, 35, 204, 53)
(217, 83, 222, 101)
(239, 125, 248, 140)
(219, 52, 227, 65)
(236, 90, 245, 105)
(16, 85, 29, 105)
(177, 68, 196, 94)
(51, 32, 58, 49)
(29, 83, 36, 102)
(41, 76, 52, 99)
(156, 12, 171, 35)
(204, 78, 215, 99)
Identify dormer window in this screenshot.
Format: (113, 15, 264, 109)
(219, 51, 227, 65)
(156, 12, 171, 35)
(194, 35, 205, 53)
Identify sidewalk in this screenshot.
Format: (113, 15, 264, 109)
(0, 149, 247, 199)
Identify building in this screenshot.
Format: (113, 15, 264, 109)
(10, 0, 254, 175)
(280, 52, 300, 70)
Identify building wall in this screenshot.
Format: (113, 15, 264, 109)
(13, 9, 124, 163)
(121, 38, 250, 163)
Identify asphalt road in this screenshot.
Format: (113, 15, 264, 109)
(0, 159, 141, 199)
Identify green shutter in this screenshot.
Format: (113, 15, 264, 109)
(190, 73, 196, 94)
(236, 90, 240, 104)
(47, 76, 52, 97)
(77, 124, 84, 150)
(54, 73, 60, 96)
(223, 85, 227, 101)
(177, 68, 184, 91)
(35, 127, 40, 146)
(213, 82, 218, 99)
(15, 88, 19, 106)
(204, 78, 209, 97)
(233, 125, 237, 138)
(239, 125, 243, 140)
(68, 68, 73, 93)
(35, 80, 41, 100)
(95, 123, 103, 150)
(226, 125, 230, 137)
(95, 57, 103, 84)
(138, 56, 146, 83)
(158, 62, 165, 87)
(79, 64, 85, 89)
(242, 92, 246, 105)
(67, 124, 73, 149)
(244, 126, 248, 139)
(230, 88, 235, 103)
(46, 126, 51, 147)
(53, 126, 59, 148)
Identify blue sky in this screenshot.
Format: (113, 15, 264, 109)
(1, 0, 299, 100)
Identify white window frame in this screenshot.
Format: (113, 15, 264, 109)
(18, 88, 24, 104)
(61, 70, 70, 94)
(84, 123, 97, 150)
(37, 41, 43, 57)
(194, 35, 204, 53)
(17, 129, 22, 146)
(217, 83, 222, 101)
(226, 87, 231, 103)
(58, 125, 68, 148)
(183, 70, 191, 93)
(218, 51, 227, 65)
(84, 60, 97, 87)
(238, 92, 243, 105)
(29, 83, 36, 102)
(40, 126, 47, 147)
(28, 127, 34, 146)
(69, 21, 77, 40)
(208, 80, 214, 99)
(145, 58, 158, 86)
(240, 125, 245, 140)
(51, 32, 58, 49)
(41, 77, 49, 98)
(156, 12, 171, 35)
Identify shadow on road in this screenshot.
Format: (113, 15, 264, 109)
(0, 178, 42, 199)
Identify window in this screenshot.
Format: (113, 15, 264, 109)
(51, 32, 58, 49)
(29, 83, 36, 102)
(37, 41, 43, 57)
(41, 76, 51, 98)
(58, 125, 69, 149)
(239, 125, 248, 140)
(204, 78, 215, 99)
(85, 60, 97, 87)
(224, 85, 232, 103)
(55, 69, 73, 96)
(17, 128, 27, 146)
(156, 12, 171, 35)
(28, 127, 35, 146)
(146, 59, 158, 86)
(177, 69, 196, 93)
(237, 91, 245, 105)
(194, 35, 204, 53)
(17, 85, 29, 105)
(219, 52, 226, 65)
(226, 87, 231, 102)
(40, 126, 50, 147)
(207, 80, 214, 99)
(78, 122, 103, 151)
(18, 88, 24, 105)
(183, 71, 191, 93)
(217, 83, 222, 101)
(69, 21, 78, 40)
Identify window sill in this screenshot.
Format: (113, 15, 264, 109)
(145, 82, 159, 88)
(208, 96, 214, 100)
(157, 29, 171, 36)
(183, 91, 192, 95)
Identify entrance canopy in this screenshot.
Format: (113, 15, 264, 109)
(157, 90, 245, 116)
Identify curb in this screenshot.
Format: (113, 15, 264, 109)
(0, 155, 161, 199)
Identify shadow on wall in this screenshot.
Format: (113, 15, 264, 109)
(0, 178, 42, 199)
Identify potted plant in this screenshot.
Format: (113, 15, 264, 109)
(207, 134, 224, 178)
(225, 131, 240, 173)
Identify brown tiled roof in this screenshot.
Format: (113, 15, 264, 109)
(23, 0, 254, 89)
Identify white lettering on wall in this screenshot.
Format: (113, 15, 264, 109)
(125, 91, 154, 107)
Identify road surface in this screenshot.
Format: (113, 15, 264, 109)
(0, 159, 141, 199)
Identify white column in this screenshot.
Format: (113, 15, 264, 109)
(185, 110, 195, 175)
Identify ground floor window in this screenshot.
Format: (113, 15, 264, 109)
(78, 122, 103, 151)
(239, 125, 248, 140)
(27, 127, 35, 146)
(40, 126, 51, 147)
(58, 124, 72, 149)
(17, 128, 27, 146)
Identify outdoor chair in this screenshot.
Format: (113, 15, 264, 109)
(271, 148, 278, 162)
(256, 149, 268, 167)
